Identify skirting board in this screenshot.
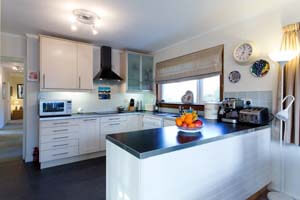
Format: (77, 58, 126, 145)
(40, 151, 106, 169)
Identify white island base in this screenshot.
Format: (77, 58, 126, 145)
(106, 128, 271, 200)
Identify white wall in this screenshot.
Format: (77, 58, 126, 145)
(0, 67, 4, 128)
(24, 34, 39, 162)
(153, 6, 300, 199)
(1, 32, 26, 60)
(153, 12, 282, 94)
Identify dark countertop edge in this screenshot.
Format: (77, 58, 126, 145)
(106, 124, 271, 159)
(39, 111, 176, 121)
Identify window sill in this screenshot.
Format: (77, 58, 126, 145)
(159, 103, 204, 111)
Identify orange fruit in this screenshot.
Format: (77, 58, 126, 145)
(175, 118, 183, 126)
(180, 115, 186, 121)
(184, 114, 193, 125)
(188, 123, 196, 128)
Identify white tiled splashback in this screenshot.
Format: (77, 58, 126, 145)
(39, 83, 156, 113)
(224, 91, 273, 112)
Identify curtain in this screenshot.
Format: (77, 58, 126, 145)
(156, 45, 223, 84)
(279, 23, 300, 145)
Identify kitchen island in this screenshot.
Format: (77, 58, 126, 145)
(106, 119, 271, 200)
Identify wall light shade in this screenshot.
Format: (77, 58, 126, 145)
(275, 95, 295, 122)
(269, 50, 298, 62)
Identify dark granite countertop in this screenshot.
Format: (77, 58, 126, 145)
(39, 111, 179, 121)
(106, 119, 270, 159)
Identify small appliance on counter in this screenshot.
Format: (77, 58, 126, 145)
(218, 98, 244, 124)
(39, 100, 72, 117)
(239, 107, 270, 125)
(117, 106, 125, 113)
(204, 102, 221, 120)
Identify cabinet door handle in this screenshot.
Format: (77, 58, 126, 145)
(83, 119, 97, 122)
(43, 74, 45, 88)
(53, 129, 69, 133)
(79, 76, 81, 89)
(53, 152, 69, 157)
(109, 123, 121, 126)
(109, 118, 121, 121)
(53, 136, 69, 140)
(53, 144, 68, 148)
(53, 122, 69, 125)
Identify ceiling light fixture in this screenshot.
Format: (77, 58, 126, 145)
(71, 9, 100, 35)
(12, 65, 24, 72)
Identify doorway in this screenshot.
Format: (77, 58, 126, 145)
(0, 62, 24, 163)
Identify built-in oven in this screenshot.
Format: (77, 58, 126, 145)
(39, 100, 72, 117)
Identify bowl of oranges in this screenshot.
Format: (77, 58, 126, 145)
(175, 111, 203, 133)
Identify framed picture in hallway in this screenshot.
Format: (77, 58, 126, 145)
(2, 82, 7, 99)
(17, 84, 24, 99)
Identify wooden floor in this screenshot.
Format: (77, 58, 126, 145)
(0, 157, 269, 200)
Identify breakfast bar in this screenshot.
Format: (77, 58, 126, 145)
(106, 120, 271, 200)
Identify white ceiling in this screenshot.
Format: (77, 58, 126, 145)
(1, 0, 297, 52)
(1, 62, 24, 77)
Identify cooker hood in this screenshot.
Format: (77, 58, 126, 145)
(93, 46, 123, 81)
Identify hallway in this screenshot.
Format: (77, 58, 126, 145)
(0, 120, 23, 163)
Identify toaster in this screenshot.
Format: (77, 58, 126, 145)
(238, 107, 269, 125)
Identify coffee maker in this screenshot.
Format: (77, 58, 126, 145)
(218, 98, 244, 123)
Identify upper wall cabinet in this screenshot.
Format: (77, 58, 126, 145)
(121, 51, 154, 92)
(40, 36, 93, 90)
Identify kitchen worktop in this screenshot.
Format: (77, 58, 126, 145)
(106, 119, 270, 159)
(39, 111, 179, 121)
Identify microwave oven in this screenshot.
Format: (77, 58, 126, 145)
(39, 100, 72, 117)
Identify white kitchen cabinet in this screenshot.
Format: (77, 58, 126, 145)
(40, 35, 93, 90)
(39, 119, 80, 163)
(77, 43, 93, 90)
(143, 115, 163, 130)
(40, 36, 77, 89)
(100, 116, 128, 151)
(79, 118, 101, 154)
(127, 115, 143, 131)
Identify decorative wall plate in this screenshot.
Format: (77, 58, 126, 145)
(250, 59, 270, 77)
(228, 71, 241, 83)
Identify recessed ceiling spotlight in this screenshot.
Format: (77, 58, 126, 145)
(12, 65, 23, 72)
(92, 26, 98, 35)
(71, 9, 100, 35)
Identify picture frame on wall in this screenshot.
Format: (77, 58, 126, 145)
(27, 71, 39, 81)
(2, 82, 7, 100)
(17, 84, 24, 99)
(10, 86, 13, 97)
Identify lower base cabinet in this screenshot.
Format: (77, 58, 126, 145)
(143, 115, 163, 130)
(79, 118, 101, 154)
(39, 114, 170, 168)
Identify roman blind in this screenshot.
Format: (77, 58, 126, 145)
(156, 44, 224, 84)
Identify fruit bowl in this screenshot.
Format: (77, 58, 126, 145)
(175, 111, 204, 133)
(177, 124, 204, 133)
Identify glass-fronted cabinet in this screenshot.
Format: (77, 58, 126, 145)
(128, 53, 141, 91)
(141, 55, 154, 90)
(123, 51, 154, 92)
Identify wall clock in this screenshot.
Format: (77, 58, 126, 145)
(233, 42, 257, 65)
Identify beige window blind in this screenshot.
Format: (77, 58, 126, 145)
(156, 44, 224, 84)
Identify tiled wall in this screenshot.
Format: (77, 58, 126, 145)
(224, 91, 273, 112)
(40, 83, 156, 113)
